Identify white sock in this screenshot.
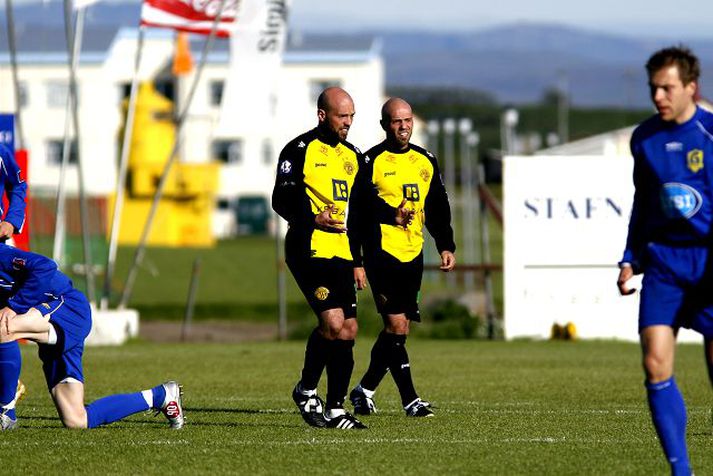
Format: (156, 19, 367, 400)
(47, 325, 58, 345)
(325, 408, 345, 419)
(141, 390, 153, 408)
(297, 383, 316, 397)
(359, 385, 375, 398)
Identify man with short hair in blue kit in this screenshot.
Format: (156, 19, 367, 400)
(0, 142, 27, 241)
(618, 46, 713, 475)
(0, 244, 184, 430)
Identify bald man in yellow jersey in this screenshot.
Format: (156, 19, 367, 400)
(349, 98, 456, 418)
(272, 87, 367, 430)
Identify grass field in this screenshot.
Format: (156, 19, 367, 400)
(3, 339, 712, 474)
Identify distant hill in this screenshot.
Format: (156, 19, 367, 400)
(3, 2, 712, 107)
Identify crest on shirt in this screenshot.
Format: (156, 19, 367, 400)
(343, 160, 355, 175)
(280, 160, 292, 174)
(314, 286, 330, 301)
(11, 257, 25, 270)
(419, 168, 431, 183)
(687, 149, 704, 173)
(41, 302, 50, 309)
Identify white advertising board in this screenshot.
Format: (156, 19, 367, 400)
(503, 155, 700, 343)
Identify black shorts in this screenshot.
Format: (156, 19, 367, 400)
(287, 256, 357, 319)
(365, 252, 423, 322)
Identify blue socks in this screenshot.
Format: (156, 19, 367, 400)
(85, 383, 166, 428)
(0, 341, 21, 420)
(86, 392, 149, 429)
(646, 377, 691, 476)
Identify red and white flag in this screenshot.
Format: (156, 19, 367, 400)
(140, 0, 240, 37)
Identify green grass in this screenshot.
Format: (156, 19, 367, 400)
(4, 339, 712, 474)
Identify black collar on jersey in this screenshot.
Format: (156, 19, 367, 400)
(383, 140, 411, 154)
(314, 125, 342, 147)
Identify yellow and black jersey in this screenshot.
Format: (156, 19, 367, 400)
(350, 142, 455, 263)
(272, 128, 364, 262)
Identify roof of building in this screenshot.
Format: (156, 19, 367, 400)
(0, 24, 381, 65)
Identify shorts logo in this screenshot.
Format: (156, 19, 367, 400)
(660, 182, 702, 219)
(343, 160, 355, 175)
(403, 183, 420, 202)
(11, 257, 25, 270)
(377, 294, 388, 306)
(419, 168, 431, 183)
(279, 160, 292, 174)
(314, 287, 330, 301)
(687, 149, 704, 173)
(332, 179, 349, 202)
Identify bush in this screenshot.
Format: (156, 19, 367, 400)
(422, 299, 479, 339)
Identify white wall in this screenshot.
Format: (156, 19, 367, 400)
(503, 155, 700, 343)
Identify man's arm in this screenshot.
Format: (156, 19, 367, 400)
(0, 147, 27, 238)
(272, 139, 314, 226)
(6, 251, 58, 314)
(423, 156, 456, 255)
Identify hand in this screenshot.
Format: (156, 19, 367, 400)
(0, 306, 17, 336)
(0, 221, 14, 240)
(617, 265, 636, 295)
(315, 205, 346, 233)
(354, 267, 367, 290)
(395, 199, 415, 228)
(440, 251, 456, 272)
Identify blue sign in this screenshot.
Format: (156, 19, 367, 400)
(0, 114, 15, 157)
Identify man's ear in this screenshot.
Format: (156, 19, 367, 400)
(317, 108, 326, 122)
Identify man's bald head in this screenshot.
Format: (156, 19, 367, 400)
(380, 97, 413, 150)
(317, 87, 355, 141)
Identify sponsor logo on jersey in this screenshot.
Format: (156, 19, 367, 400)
(314, 162, 327, 168)
(687, 149, 704, 173)
(660, 182, 702, 219)
(384, 171, 396, 177)
(11, 257, 25, 270)
(332, 179, 349, 201)
(419, 168, 431, 183)
(385, 154, 397, 163)
(343, 160, 355, 175)
(665, 142, 683, 152)
(298, 141, 306, 148)
(314, 286, 330, 301)
(403, 183, 420, 202)
(279, 160, 292, 174)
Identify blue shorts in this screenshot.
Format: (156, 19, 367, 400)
(36, 290, 92, 390)
(639, 242, 713, 337)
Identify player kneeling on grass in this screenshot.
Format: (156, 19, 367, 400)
(0, 244, 183, 430)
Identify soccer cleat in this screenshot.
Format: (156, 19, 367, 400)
(324, 411, 367, 429)
(405, 398, 434, 418)
(349, 386, 377, 415)
(0, 410, 17, 431)
(155, 381, 184, 429)
(292, 384, 327, 428)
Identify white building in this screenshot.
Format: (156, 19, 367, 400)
(0, 26, 385, 236)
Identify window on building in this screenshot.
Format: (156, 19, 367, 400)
(209, 80, 224, 107)
(154, 79, 175, 102)
(18, 82, 29, 108)
(262, 139, 274, 165)
(309, 79, 342, 103)
(46, 139, 78, 165)
(46, 81, 73, 108)
(211, 139, 243, 164)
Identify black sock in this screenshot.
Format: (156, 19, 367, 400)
(386, 334, 418, 407)
(300, 328, 329, 390)
(360, 330, 391, 391)
(326, 339, 355, 410)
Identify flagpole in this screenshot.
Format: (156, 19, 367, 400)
(101, 26, 146, 310)
(118, 1, 227, 309)
(60, 0, 95, 302)
(4, 0, 25, 149)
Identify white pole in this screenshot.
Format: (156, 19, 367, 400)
(4, 0, 25, 149)
(59, 1, 95, 302)
(458, 118, 474, 292)
(119, 3, 227, 309)
(442, 118, 457, 287)
(101, 27, 146, 310)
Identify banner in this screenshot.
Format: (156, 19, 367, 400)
(140, 0, 240, 37)
(217, 0, 290, 135)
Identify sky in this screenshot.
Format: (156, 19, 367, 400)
(289, 0, 713, 38)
